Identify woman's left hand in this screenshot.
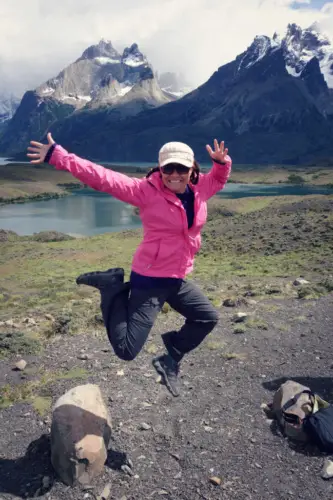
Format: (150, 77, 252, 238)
(206, 139, 229, 164)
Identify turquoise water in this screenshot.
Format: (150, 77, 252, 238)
(0, 183, 332, 236)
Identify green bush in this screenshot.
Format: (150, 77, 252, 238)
(0, 331, 41, 357)
(287, 174, 306, 185)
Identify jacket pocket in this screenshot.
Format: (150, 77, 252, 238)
(188, 234, 201, 257)
(135, 240, 161, 270)
(151, 239, 183, 272)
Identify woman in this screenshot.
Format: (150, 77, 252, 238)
(27, 134, 232, 397)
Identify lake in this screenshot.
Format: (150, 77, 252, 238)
(0, 183, 332, 236)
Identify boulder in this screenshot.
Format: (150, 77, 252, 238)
(14, 359, 27, 371)
(293, 278, 309, 286)
(233, 312, 248, 323)
(321, 459, 333, 479)
(51, 384, 112, 486)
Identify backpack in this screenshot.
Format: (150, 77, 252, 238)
(303, 406, 333, 453)
(272, 380, 329, 442)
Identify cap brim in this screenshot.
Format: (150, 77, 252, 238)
(160, 157, 193, 168)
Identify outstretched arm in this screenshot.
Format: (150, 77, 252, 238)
(27, 133, 146, 207)
(197, 139, 232, 200)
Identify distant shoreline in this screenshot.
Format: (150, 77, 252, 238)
(0, 161, 332, 206)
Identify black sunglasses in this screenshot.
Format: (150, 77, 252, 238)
(160, 163, 191, 175)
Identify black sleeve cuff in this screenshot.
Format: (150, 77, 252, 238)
(44, 143, 57, 163)
(213, 158, 227, 165)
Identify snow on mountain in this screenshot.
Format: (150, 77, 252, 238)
(238, 35, 278, 72)
(237, 23, 333, 88)
(282, 23, 333, 88)
(122, 43, 148, 68)
(157, 72, 193, 98)
(0, 93, 20, 123)
(33, 40, 159, 109)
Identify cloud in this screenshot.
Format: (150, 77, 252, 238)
(292, 0, 311, 4)
(0, 0, 332, 95)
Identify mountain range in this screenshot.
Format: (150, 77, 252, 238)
(1, 23, 333, 164)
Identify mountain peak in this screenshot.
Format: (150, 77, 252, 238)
(238, 23, 333, 89)
(122, 43, 148, 67)
(80, 39, 121, 61)
(237, 35, 276, 73)
(281, 23, 333, 87)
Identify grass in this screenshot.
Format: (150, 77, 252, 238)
(0, 194, 332, 329)
(206, 340, 225, 350)
(0, 366, 89, 414)
(0, 231, 140, 316)
(145, 343, 158, 354)
(194, 247, 333, 280)
(0, 331, 42, 358)
(245, 318, 269, 330)
(233, 325, 246, 334)
(222, 352, 247, 361)
(0, 163, 82, 203)
(226, 165, 333, 186)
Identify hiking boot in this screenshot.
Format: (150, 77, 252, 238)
(76, 267, 124, 289)
(152, 354, 180, 397)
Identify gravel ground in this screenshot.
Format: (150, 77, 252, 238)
(0, 291, 333, 500)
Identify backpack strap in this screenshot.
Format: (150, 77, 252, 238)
(282, 390, 315, 412)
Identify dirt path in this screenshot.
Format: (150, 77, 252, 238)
(0, 291, 333, 500)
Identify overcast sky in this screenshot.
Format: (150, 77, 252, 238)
(0, 0, 332, 96)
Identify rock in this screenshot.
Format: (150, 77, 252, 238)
(45, 314, 55, 321)
(0, 229, 18, 241)
(5, 319, 15, 327)
(223, 299, 236, 307)
(53, 315, 71, 335)
(293, 278, 309, 286)
(204, 426, 213, 432)
(209, 476, 222, 486)
(247, 299, 257, 305)
(233, 312, 248, 323)
(121, 464, 134, 476)
(51, 384, 112, 486)
(99, 482, 111, 499)
(14, 359, 27, 371)
(95, 314, 104, 324)
(321, 459, 333, 479)
(23, 317, 36, 325)
(78, 354, 92, 361)
(117, 369, 125, 376)
(139, 422, 151, 431)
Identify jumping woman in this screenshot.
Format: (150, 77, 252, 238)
(27, 135, 232, 397)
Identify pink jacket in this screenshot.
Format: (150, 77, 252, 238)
(49, 145, 232, 278)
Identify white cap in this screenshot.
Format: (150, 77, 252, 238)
(158, 142, 194, 168)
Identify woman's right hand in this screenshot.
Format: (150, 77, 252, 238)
(27, 132, 55, 164)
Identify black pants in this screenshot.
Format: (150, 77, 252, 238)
(100, 280, 219, 362)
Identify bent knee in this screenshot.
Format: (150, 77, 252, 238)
(202, 308, 219, 325)
(208, 315, 219, 328)
(113, 346, 139, 362)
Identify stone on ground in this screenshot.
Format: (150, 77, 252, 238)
(293, 278, 309, 286)
(51, 384, 112, 486)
